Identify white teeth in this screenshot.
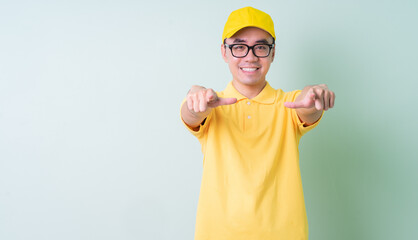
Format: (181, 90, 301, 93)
(241, 68, 257, 72)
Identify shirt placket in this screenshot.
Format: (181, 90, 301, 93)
(243, 99, 254, 131)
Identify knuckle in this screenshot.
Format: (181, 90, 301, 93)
(207, 89, 216, 96)
(189, 85, 206, 94)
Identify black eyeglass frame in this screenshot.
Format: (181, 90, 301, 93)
(224, 42, 275, 58)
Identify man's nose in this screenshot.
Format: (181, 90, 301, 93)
(244, 48, 259, 61)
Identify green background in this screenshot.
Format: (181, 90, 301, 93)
(295, 1, 418, 239)
(0, 0, 417, 239)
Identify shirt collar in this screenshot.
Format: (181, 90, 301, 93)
(223, 81, 276, 104)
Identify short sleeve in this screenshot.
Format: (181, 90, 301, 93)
(289, 90, 324, 137)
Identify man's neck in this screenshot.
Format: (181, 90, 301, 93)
(232, 80, 267, 99)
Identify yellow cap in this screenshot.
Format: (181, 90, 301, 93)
(222, 6, 275, 43)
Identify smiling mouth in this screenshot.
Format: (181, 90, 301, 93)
(240, 67, 259, 72)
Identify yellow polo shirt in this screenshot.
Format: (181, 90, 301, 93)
(181, 81, 323, 240)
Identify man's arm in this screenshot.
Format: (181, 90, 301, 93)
(284, 84, 335, 125)
(181, 85, 237, 130)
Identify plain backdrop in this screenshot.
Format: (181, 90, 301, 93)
(1, 0, 417, 239)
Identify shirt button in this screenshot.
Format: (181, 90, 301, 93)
(247, 115, 251, 119)
(247, 101, 251, 105)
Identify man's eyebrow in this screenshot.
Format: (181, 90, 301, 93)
(232, 39, 271, 44)
(255, 39, 270, 44)
(232, 38, 246, 43)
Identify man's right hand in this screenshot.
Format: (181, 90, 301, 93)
(186, 85, 237, 114)
(181, 85, 237, 129)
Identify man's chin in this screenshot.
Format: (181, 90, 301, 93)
(234, 78, 265, 87)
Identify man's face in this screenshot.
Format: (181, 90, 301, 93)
(221, 27, 275, 89)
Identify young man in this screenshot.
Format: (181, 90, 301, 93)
(180, 6, 335, 240)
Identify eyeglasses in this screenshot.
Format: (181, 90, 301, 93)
(224, 43, 275, 58)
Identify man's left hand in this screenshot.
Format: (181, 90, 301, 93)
(284, 84, 335, 111)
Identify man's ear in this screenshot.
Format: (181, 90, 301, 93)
(221, 44, 228, 63)
(270, 47, 276, 63)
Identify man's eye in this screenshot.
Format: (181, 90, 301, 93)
(233, 45, 246, 50)
(255, 45, 268, 50)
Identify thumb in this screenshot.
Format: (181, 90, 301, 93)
(284, 101, 306, 109)
(284, 91, 316, 109)
(207, 97, 237, 108)
(216, 97, 237, 106)
(206, 89, 237, 107)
